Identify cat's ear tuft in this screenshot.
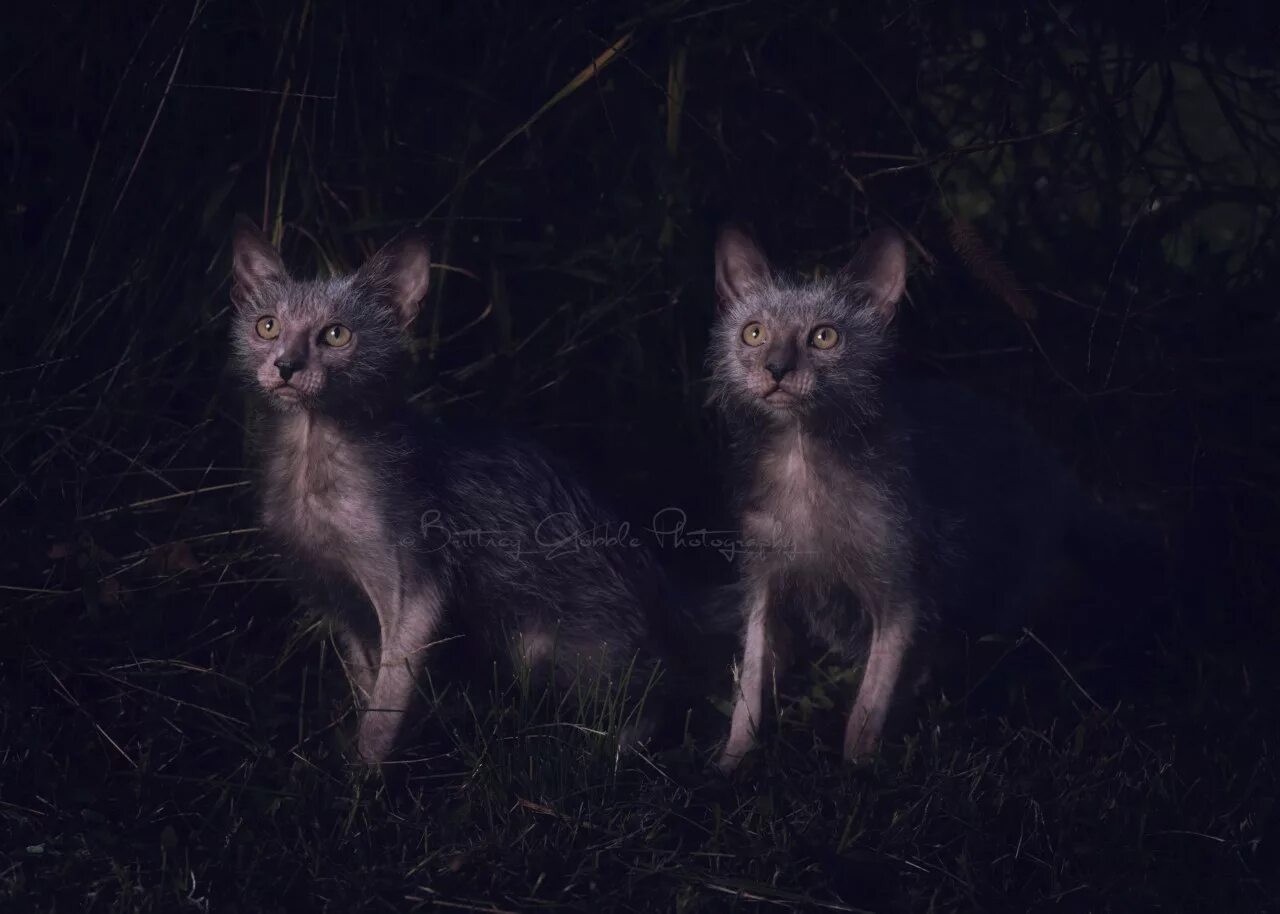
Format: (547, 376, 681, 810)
(231, 216, 287, 308)
(846, 228, 908, 319)
(714, 225, 772, 310)
(360, 236, 431, 329)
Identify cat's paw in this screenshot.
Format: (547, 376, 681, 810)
(354, 710, 401, 765)
(714, 745, 751, 775)
(842, 731, 882, 764)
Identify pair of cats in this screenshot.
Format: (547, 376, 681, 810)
(229, 218, 1116, 770)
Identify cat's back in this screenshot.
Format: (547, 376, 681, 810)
(407, 414, 667, 601)
(410, 415, 674, 659)
(409, 416, 609, 525)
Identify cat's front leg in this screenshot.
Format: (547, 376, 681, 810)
(299, 586, 379, 703)
(356, 580, 444, 764)
(331, 621, 378, 704)
(844, 601, 916, 760)
(718, 581, 778, 773)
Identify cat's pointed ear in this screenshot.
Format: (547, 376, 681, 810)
(715, 225, 772, 309)
(845, 228, 908, 319)
(231, 215, 287, 308)
(359, 235, 431, 329)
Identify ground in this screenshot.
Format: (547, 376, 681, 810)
(3, 1, 1278, 911)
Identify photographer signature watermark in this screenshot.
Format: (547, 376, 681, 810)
(404, 506, 809, 562)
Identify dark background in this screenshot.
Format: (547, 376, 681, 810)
(2, 1, 1277, 910)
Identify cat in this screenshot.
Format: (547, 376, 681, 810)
(707, 225, 1145, 771)
(228, 217, 681, 763)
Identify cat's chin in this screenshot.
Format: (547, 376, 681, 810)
(760, 389, 803, 412)
(262, 385, 312, 411)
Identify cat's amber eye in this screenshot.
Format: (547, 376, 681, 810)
(741, 322, 767, 347)
(321, 324, 352, 348)
(255, 316, 281, 340)
(809, 325, 839, 350)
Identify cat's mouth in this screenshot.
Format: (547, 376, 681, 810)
(761, 386, 799, 408)
(268, 383, 309, 406)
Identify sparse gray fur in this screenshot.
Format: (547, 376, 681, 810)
(228, 218, 678, 763)
(708, 226, 1090, 771)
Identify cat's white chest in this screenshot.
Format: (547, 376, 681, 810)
(744, 429, 892, 577)
(745, 431, 826, 559)
(267, 415, 385, 562)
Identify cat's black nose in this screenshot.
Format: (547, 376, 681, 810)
(765, 362, 791, 382)
(274, 356, 303, 381)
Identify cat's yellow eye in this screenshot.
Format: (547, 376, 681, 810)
(741, 322, 767, 347)
(321, 324, 352, 348)
(255, 316, 280, 340)
(809, 325, 839, 350)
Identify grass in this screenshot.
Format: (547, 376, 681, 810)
(3, 0, 1279, 910)
(2, 594, 1274, 911)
